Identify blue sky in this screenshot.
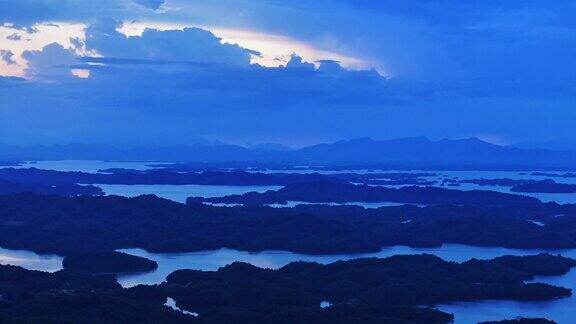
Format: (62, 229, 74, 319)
(0, 0, 574, 147)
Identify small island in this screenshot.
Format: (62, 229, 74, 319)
(511, 180, 576, 193)
(189, 180, 541, 207)
(63, 251, 158, 274)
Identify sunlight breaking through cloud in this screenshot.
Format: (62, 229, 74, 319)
(117, 21, 385, 74)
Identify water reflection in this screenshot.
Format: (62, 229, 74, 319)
(16, 160, 157, 173)
(265, 200, 412, 209)
(10, 161, 576, 204)
(117, 244, 572, 286)
(0, 241, 573, 323)
(118, 244, 576, 323)
(0, 246, 63, 272)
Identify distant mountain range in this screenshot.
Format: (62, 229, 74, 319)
(2, 137, 576, 170)
(287, 137, 576, 170)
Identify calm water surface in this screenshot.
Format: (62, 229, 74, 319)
(116, 244, 576, 323)
(265, 200, 414, 209)
(0, 247, 62, 272)
(1, 242, 575, 323)
(5, 161, 576, 321)
(16, 160, 157, 173)
(12, 161, 576, 204)
(256, 168, 576, 204)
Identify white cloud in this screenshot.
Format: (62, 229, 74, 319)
(22, 43, 79, 79)
(85, 19, 251, 67)
(0, 22, 86, 77)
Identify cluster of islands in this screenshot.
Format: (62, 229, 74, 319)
(0, 252, 570, 323)
(1, 153, 576, 322)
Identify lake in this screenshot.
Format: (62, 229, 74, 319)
(16, 160, 158, 173)
(258, 168, 576, 204)
(116, 244, 573, 286)
(265, 200, 416, 209)
(8, 160, 576, 204)
(4, 161, 576, 321)
(115, 244, 576, 323)
(1, 242, 574, 323)
(0, 246, 62, 272)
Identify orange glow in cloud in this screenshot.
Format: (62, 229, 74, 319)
(118, 21, 385, 74)
(71, 68, 90, 78)
(0, 22, 87, 78)
(1, 20, 387, 78)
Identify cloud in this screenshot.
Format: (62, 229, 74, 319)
(0, 0, 575, 145)
(84, 19, 252, 67)
(6, 33, 22, 41)
(160, 0, 576, 93)
(285, 55, 315, 71)
(0, 19, 394, 145)
(22, 43, 79, 79)
(0, 0, 162, 26)
(134, 0, 165, 10)
(1, 35, 394, 145)
(0, 50, 16, 65)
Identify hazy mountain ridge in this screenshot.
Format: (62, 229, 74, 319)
(2, 137, 576, 170)
(288, 137, 576, 169)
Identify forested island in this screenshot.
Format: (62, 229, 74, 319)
(190, 180, 540, 206)
(0, 178, 103, 196)
(0, 253, 571, 323)
(511, 181, 576, 193)
(63, 251, 159, 274)
(462, 178, 576, 193)
(0, 193, 574, 258)
(0, 167, 437, 186)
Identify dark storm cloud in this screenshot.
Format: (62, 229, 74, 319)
(0, 49, 16, 65)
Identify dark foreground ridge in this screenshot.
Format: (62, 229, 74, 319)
(190, 180, 541, 206)
(0, 254, 572, 323)
(0, 193, 576, 256)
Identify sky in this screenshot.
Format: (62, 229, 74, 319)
(0, 0, 575, 147)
